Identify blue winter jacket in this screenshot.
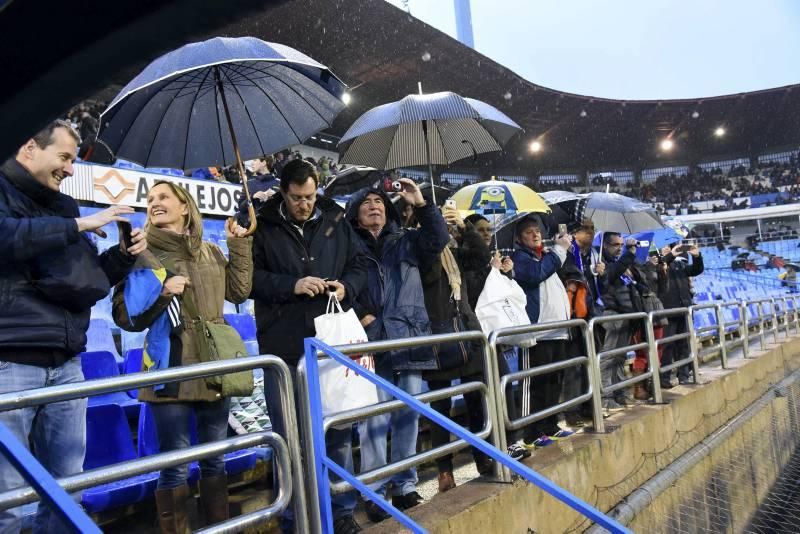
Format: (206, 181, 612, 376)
(512, 243, 566, 324)
(346, 188, 449, 371)
(0, 159, 135, 357)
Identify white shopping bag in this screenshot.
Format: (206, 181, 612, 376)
(313, 294, 379, 417)
(475, 268, 536, 348)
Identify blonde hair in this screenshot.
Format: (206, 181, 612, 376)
(145, 180, 204, 242)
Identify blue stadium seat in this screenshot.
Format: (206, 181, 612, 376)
(81, 404, 158, 513)
(80, 351, 140, 417)
(122, 348, 144, 399)
(120, 329, 147, 356)
(224, 313, 259, 355)
(85, 318, 122, 364)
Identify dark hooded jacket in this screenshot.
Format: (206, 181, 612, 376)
(0, 159, 135, 362)
(251, 192, 368, 364)
(345, 188, 449, 371)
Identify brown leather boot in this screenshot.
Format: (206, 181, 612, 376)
(438, 471, 456, 493)
(199, 474, 229, 526)
(632, 369, 650, 400)
(155, 484, 190, 534)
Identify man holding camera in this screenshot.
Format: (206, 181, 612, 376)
(0, 120, 146, 532)
(658, 242, 704, 385)
(251, 158, 368, 533)
(345, 179, 449, 522)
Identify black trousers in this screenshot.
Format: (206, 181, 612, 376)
(520, 339, 568, 442)
(428, 374, 487, 473)
(661, 317, 692, 380)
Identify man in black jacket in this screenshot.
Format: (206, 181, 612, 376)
(598, 232, 639, 411)
(0, 120, 146, 532)
(251, 159, 367, 534)
(659, 242, 704, 385)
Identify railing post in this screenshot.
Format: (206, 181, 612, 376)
(644, 313, 663, 403)
(739, 300, 750, 359)
(587, 319, 605, 433)
(758, 301, 767, 350)
(685, 307, 702, 379)
(482, 336, 511, 483)
(769, 298, 779, 343)
(295, 361, 322, 534)
(714, 303, 729, 369)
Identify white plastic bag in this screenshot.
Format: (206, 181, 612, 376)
(313, 294, 379, 417)
(475, 268, 536, 348)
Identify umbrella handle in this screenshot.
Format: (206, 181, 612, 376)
(242, 203, 257, 237)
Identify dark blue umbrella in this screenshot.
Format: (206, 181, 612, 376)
(99, 37, 347, 170)
(97, 36, 347, 233)
(337, 91, 522, 202)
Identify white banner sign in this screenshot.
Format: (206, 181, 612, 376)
(68, 163, 245, 217)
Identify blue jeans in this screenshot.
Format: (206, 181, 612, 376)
(0, 357, 87, 534)
(149, 399, 231, 489)
(358, 361, 423, 500)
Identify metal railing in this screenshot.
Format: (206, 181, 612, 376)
(302, 337, 631, 534)
(487, 319, 601, 453)
(3, 294, 798, 533)
(0, 356, 305, 534)
(296, 331, 505, 534)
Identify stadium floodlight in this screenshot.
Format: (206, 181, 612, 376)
(714, 126, 726, 137)
(529, 140, 542, 153)
(342, 92, 352, 105)
(660, 138, 674, 151)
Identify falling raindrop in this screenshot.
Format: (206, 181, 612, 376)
(692, 111, 700, 119)
(421, 51, 431, 62)
(503, 92, 512, 100)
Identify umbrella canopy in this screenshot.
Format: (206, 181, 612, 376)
(451, 180, 550, 216)
(576, 192, 663, 234)
(98, 36, 347, 170)
(323, 165, 382, 198)
(337, 91, 523, 169)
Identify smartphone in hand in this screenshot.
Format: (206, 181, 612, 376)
(117, 220, 133, 251)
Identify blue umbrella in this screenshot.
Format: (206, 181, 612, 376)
(99, 37, 346, 169)
(577, 192, 663, 234)
(97, 36, 347, 233)
(337, 91, 522, 202)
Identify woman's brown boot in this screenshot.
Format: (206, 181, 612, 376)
(154, 484, 190, 534)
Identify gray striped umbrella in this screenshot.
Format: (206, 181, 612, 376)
(337, 91, 522, 201)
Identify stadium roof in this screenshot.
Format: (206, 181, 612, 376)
(4, 0, 799, 174)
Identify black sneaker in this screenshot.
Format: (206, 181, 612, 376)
(364, 500, 390, 523)
(393, 491, 423, 510)
(333, 514, 362, 534)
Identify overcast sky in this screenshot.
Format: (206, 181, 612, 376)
(385, 0, 800, 100)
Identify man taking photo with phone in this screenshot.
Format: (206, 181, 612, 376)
(658, 241, 704, 386)
(0, 119, 146, 532)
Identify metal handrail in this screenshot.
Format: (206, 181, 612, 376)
(303, 337, 631, 534)
(0, 355, 307, 534)
(296, 330, 506, 534)
(488, 319, 601, 447)
(0, 432, 291, 534)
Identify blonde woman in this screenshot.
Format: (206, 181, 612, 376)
(113, 181, 252, 533)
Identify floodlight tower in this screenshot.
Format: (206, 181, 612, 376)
(454, 0, 475, 48)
